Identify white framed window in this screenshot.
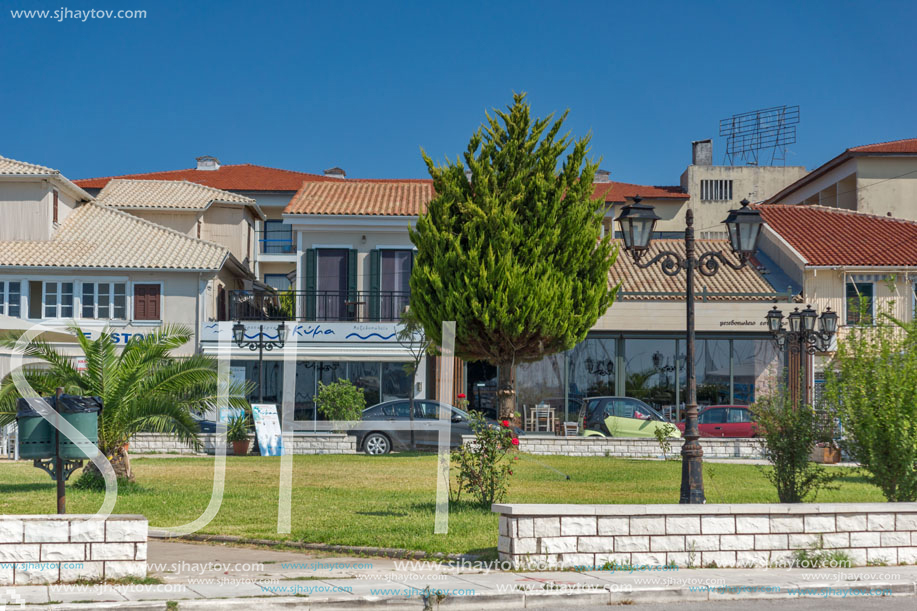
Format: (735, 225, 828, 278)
(846, 281, 874, 326)
(0, 281, 21, 317)
(43, 281, 74, 319)
(81, 282, 127, 320)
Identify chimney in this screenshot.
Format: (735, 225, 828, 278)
(692, 140, 713, 166)
(196, 155, 220, 171)
(323, 167, 346, 179)
(595, 169, 611, 183)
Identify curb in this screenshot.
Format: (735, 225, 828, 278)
(149, 532, 470, 561)
(24, 580, 917, 611)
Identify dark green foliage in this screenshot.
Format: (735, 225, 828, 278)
(752, 391, 839, 503)
(409, 93, 618, 416)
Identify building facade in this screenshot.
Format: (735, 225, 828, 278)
(764, 137, 917, 220)
(0, 155, 250, 379)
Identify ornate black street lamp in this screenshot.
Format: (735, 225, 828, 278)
(232, 321, 287, 402)
(616, 197, 765, 504)
(766, 305, 838, 354)
(766, 304, 838, 407)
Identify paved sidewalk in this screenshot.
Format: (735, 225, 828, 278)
(2, 541, 914, 610)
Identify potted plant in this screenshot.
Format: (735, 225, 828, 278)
(227, 412, 252, 456)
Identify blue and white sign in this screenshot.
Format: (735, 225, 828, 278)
(252, 403, 283, 456)
(202, 321, 407, 344)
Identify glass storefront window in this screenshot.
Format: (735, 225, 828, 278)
(690, 339, 732, 408)
(516, 352, 565, 420)
(381, 362, 412, 401)
(568, 338, 617, 399)
(349, 362, 381, 406)
(625, 339, 679, 418)
(231, 359, 413, 426)
(731, 339, 781, 405)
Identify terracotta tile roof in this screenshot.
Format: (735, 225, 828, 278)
(848, 137, 917, 154)
(95, 179, 264, 219)
(0, 203, 229, 270)
(757, 204, 917, 267)
(74, 163, 333, 192)
(593, 181, 688, 203)
(610, 239, 777, 301)
(284, 180, 434, 216)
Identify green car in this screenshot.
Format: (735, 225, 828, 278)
(578, 396, 682, 438)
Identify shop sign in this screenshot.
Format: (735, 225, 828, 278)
(203, 321, 409, 343)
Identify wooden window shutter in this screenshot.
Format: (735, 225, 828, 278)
(52, 190, 59, 224)
(348, 249, 358, 299)
(369, 249, 381, 321)
(134, 284, 161, 321)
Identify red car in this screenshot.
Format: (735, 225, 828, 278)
(675, 405, 758, 438)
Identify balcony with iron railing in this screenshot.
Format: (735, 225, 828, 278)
(227, 290, 411, 322)
(257, 229, 295, 255)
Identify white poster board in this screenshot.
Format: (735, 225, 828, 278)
(251, 403, 283, 456)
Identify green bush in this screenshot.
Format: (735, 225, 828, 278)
(314, 379, 365, 425)
(450, 412, 518, 507)
(825, 315, 917, 501)
(752, 391, 839, 503)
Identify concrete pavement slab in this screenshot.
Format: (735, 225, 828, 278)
(113, 583, 201, 601)
(1, 584, 49, 604)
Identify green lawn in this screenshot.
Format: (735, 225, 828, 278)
(0, 454, 884, 556)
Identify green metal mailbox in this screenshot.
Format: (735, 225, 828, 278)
(16, 398, 55, 459)
(58, 395, 102, 459)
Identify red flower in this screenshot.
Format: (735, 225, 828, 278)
(514, 456, 519, 461)
(511, 438, 519, 446)
(501, 420, 510, 427)
(508, 470, 513, 475)
(457, 393, 466, 399)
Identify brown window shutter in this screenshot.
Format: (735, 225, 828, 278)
(52, 190, 59, 224)
(134, 284, 161, 321)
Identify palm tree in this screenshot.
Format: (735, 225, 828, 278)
(0, 324, 251, 481)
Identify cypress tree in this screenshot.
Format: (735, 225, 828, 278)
(410, 93, 618, 419)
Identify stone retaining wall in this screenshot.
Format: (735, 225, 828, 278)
(494, 503, 917, 569)
(130, 433, 356, 455)
(0, 514, 147, 585)
(464, 435, 762, 459)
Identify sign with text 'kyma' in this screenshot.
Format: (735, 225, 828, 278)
(252, 403, 283, 456)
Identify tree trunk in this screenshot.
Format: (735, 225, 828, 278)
(84, 446, 134, 482)
(497, 362, 516, 420)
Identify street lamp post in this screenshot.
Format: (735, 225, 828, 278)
(616, 197, 765, 504)
(765, 305, 838, 406)
(232, 321, 287, 402)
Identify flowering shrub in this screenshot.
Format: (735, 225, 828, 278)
(449, 411, 518, 507)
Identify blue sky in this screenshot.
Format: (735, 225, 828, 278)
(1, 0, 915, 185)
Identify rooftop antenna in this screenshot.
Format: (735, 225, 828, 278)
(719, 105, 800, 166)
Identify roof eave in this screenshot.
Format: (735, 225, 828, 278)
(0, 173, 93, 202)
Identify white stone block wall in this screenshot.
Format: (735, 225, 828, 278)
(130, 433, 356, 455)
(0, 515, 147, 585)
(499, 436, 762, 459)
(494, 503, 917, 569)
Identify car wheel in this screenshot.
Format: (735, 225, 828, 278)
(363, 433, 391, 456)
